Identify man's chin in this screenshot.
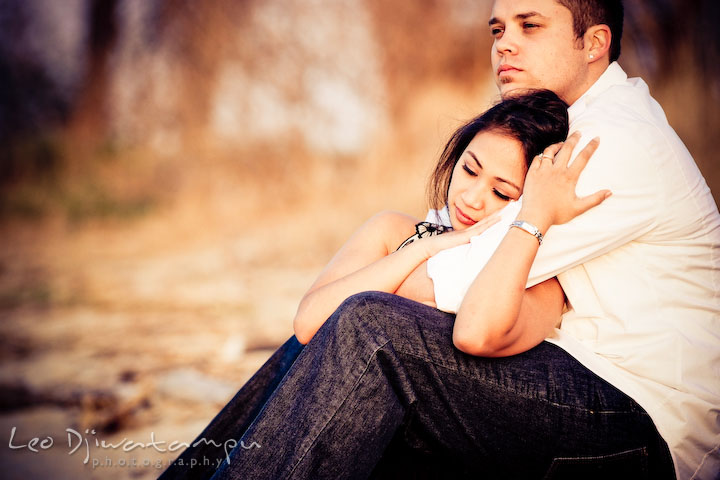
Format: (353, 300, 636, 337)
(499, 83, 540, 99)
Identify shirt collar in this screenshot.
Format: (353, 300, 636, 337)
(568, 62, 628, 122)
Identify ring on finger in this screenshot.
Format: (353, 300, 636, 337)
(541, 153, 554, 161)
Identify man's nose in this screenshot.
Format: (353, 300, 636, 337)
(494, 30, 517, 56)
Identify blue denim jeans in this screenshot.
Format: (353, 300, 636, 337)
(160, 291, 674, 480)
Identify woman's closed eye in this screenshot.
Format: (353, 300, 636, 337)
(493, 189, 511, 201)
(462, 163, 477, 176)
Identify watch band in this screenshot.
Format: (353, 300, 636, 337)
(510, 220, 544, 245)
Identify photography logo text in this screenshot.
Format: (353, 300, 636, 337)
(7, 426, 260, 468)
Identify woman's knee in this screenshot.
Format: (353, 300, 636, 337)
(332, 291, 399, 332)
(328, 291, 449, 341)
(338, 291, 398, 312)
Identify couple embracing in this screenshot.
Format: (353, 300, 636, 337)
(162, 0, 720, 478)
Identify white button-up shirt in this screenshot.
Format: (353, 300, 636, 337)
(427, 63, 720, 479)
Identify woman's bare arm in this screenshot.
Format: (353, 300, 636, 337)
(294, 211, 417, 344)
(395, 260, 564, 356)
(293, 211, 499, 344)
(452, 230, 565, 357)
(453, 134, 608, 357)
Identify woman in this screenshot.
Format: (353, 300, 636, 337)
(293, 89, 575, 347)
(159, 89, 608, 479)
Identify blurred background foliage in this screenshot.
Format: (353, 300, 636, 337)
(1, 0, 718, 226)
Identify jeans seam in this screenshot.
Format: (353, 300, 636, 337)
(542, 446, 650, 480)
(549, 446, 648, 462)
(285, 339, 392, 479)
(396, 348, 645, 415)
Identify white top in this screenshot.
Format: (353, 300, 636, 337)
(426, 63, 720, 480)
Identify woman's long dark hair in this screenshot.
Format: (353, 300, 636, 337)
(427, 89, 569, 210)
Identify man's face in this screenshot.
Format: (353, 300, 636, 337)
(489, 0, 589, 104)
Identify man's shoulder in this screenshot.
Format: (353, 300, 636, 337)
(580, 78, 651, 116)
(571, 79, 672, 145)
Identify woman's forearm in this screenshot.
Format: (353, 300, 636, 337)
(453, 226, 557, 356)
(293, 241, 430, 344)
(294, 212, 501, 345)
(453, 135, 608, 356)
(394, 261, 437, 307)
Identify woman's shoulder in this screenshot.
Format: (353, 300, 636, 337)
(363, 211, 421, 253)
(368, 210, 420, 228)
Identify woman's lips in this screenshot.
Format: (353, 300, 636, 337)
(455, 206, 477, 226)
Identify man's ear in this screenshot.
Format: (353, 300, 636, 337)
(585, 24, 611, 62)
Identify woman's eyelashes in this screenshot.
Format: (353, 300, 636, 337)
(493, 190, 511, 201)
(462, 162, 477, 176)
(461, 162, 512, 201)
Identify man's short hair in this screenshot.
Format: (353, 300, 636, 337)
(557, 0, 624, 63)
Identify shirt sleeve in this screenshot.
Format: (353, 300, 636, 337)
(427, 122, 662, 313)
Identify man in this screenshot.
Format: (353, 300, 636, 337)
(162, 1, 719, 478)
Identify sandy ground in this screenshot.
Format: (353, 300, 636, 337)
(0, 194, 384, 479)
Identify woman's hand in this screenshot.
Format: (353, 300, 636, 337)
(415, 214, 500, 259)
(518, 132, 611, 233)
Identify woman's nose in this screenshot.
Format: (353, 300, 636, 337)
(461, 185, 486, 211)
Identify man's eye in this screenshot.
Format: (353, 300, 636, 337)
(523, 23, 539, 30)
(490, 26, 503, 36)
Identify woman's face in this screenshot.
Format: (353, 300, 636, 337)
(447, 130, 526, 230)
